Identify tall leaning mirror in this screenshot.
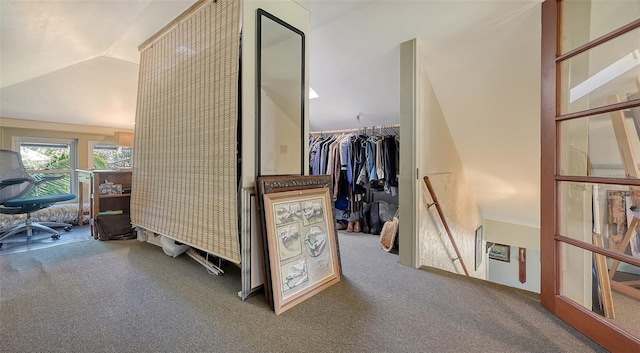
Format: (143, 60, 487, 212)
(256, 8, 305, 176)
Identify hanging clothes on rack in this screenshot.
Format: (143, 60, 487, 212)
(383, 135, 398, 196)
(309, 124, 400, 234)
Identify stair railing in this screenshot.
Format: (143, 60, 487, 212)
(423, 176, 469, 276)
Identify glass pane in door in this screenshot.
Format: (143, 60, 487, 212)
(558, 181, 640, 246)
(558, 110, 640, 179)
(559, 242, 640, 338)
(560, 0, 640, 54)
(559, 27, 640, 115)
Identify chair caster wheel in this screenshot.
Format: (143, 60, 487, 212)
(64, 227, 71, 231)
(51, 234, 60, 240)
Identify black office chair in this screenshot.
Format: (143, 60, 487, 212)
(0, 149, 75, 248)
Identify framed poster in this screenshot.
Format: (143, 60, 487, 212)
(475, 225, 483, 270)
(255, 175, 339, 308)
(263, 187, 341, 314)
(489, 243, 510, 262)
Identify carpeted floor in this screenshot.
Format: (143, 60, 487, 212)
(0, 225, 92, 255)
(0, 231, 608, 352)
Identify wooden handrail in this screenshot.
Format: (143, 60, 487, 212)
(423, 176, 469, 276)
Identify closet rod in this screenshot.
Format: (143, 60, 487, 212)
(309, 124, 400, 135)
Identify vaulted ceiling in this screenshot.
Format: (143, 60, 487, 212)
(1, 0, 196, 129)
(0, 0, 543, 227)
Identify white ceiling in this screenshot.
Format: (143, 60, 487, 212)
(0, 0, 543, 227)
(0, 0, 196, 129)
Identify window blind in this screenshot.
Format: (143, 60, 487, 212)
(131, 0, 241, 263)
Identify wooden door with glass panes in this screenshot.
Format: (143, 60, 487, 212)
(541, 1, 640, 351)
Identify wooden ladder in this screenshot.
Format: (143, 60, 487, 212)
(605, 95, 640, 301)
(593, 94, 640, 319)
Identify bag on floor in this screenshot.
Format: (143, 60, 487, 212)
(96, 214, 135, 241)
(380, 210, 399, 252)
(160, 235, 190, 257)
(369, 201, 382, 235)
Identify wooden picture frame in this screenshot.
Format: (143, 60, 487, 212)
(263, 187, 341, 314)
(475, 225, 483, 270)
(255, 175, 339, 308)
(489, 243, 511, 262)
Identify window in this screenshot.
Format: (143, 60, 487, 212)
(91, 143, 132, 169)
(14, 137, 77, 198)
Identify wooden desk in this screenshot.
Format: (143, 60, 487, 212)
(76, 169, 132, 239)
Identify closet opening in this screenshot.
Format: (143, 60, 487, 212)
(308, 124, 400, 252)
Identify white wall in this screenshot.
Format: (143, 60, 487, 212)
(410, 40, 485, 279)
(485, 219, 541, 293)
(398, 40, 418, 267)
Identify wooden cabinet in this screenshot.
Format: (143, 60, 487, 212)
(77, 169, 132, 239)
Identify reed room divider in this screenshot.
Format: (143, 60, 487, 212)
(132, 0, 241, 263)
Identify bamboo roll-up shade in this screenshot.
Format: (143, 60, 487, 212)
(131, 0, 241, 263)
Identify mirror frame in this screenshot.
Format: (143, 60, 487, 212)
(256, 8, 306, 177)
